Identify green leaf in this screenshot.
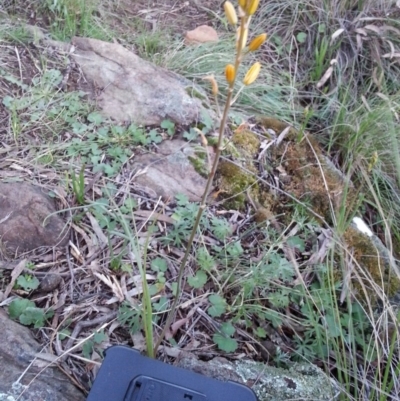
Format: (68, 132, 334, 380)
(157, 272, 166, 284)
(82, 340, 94, 359)
(325, 314, 341, 338)
(152, 296, 169, 313)
(171, 282, 178, 296)
(286, 236, 305, 252)
(3, 96, 14, 108)
(87, 111, 103, 125)
(16, 275, 40, 291)
(175, 193, 189, 206)
(220, 322, 235, 337)
(226, 241, 243, 258)
(118, 303, 142, 334)
(58, 328, 71, 341)
(254, 327, 267, 339)
(8, 298, 35, 320)
(208, 294, 227, 317)
(183, 128, 198, 141)
(93, 331, 107, 344)
(200, 109, 214, 133)
(213, 334, 238, 352)
(188, 270, 207, 289)
(264, 310, 283, 328)
(296, 32, 307, 44)
(161, 119, 175, 136)
(151, 257, 168, 272)
(148, 129, 163, 144)
(211, 217, 231, 240)
(196, 248, 215, 271)
(19, 306, 52, 328)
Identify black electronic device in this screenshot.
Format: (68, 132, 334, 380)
(86, 345, 258, 401)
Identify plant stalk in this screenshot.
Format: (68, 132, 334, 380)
(153, 16, 248, 356)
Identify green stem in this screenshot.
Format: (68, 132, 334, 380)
(153, 16, 248, 356)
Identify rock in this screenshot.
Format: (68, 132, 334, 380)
(344, 220, 400, 305)
(0, 182, 69, 256)
(132, 139, 207, 201)
(185, 25, 219, 44)
(176, 353, 340, 401)
(0, 309, 85, 401)
(39, 274, 62, 292)
(69, 36, 213, 126)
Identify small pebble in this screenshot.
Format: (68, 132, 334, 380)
(40, 274, 62, 292)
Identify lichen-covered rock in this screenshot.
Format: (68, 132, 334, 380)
(0, 309, 85, 401)
(176, 353, 340, 401)
(70, 37, 214, 126)
(132, 139, 207, 202)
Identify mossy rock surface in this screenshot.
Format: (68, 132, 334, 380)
(216, 116, 400, 304)
(217, 160, 258, 210)
(259, 117, 356, 223)
(216, 117, 355, 219)
(343, 226, 400, 303)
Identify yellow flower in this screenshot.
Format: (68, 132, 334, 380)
(243, 62, 261, 85)
(236, 27, 248, 50)
(246, 0, 260, 15)
(238, 0, 247, 8)
(223, 1, 238, 25)
(248, 33, 267, 51)
(225, 64, 235, 83)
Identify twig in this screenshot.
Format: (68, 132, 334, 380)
(64, 311, 118, 351)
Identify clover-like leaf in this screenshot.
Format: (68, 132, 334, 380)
(188, 270, 207, 289)
(151, 257, 168, 273)
(213, 334, 238, 352)
(208, 294, 227, 317)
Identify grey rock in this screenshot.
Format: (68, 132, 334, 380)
(0, 309, 85, 401)
(70, 36, 213, 126)
(132, 139, 207, 201)
(39, 274, 62, 292)
(0, 182, 69, 256)
(176, 353, 340, 401)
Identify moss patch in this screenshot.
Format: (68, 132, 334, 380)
(232, 128, 260, 158)
(258, 116, 356, 224)
(217, 160, 258, 209)
(343, 227, 400, 302)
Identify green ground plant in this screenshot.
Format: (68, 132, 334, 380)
(42, 0, 108, 41)
(8, 298, 53, 328)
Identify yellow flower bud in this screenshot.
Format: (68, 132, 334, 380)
(236, 27, 248, 50)
(225, 64, 235, 83)
(243, 62, 261, 85)
(223, 1, 238, 25)
(248, 33, 267, 51)
(202, 75, 219, 95)
(238, 0, 247, 8)
(246, 0, 260, 15)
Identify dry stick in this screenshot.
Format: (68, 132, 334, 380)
(153, 16, 249, 355)
(64, 311, 118, 351)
